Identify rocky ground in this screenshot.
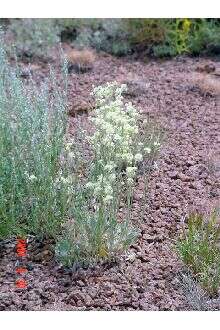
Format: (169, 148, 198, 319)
(0, 50, 220, 310)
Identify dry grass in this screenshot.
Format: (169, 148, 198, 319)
(190, 72, 220, 97)
(195, 63, 216, 74)
(67, 49, 96, 73)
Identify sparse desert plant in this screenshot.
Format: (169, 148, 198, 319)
(93, 19, 131, 56)
(67, 49, 95, 73)
(0, 42, 70, 239)
(66, 18, 131, 56)
(177, 211, 220, 296)
(56, 82, 161, 267)
(7, 18, 60, 60)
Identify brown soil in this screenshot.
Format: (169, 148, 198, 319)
(0, 51, 220, 311)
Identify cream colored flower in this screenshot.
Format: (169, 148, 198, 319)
(134, 153, 143, 162)
(29, 174, 37, 181)
(103, 195, 113, 204)
(126, 166, 137, 178)
(144, 147, 151, 154)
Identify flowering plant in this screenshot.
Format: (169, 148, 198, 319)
(56, 82, 161, 266)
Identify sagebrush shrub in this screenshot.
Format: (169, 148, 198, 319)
(7, 18, 60, 60)
(58, 18, 131, 56)
(0, 42, 70, 238)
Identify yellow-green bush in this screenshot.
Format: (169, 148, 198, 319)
(125, 18, 168, 47)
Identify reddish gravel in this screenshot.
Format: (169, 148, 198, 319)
(0, 52, 220, 311)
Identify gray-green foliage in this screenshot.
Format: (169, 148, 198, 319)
(58, 18, 131, 56)
(0, 42, 70, 238)
(8, 18, 60, 59)
(177, 210, 220, 296)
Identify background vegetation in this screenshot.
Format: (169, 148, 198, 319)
(2, 18, 220, 59)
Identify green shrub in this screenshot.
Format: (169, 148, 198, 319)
(126, 18, 168, 50)
(55, 82, 161, 267)
(121, 18, 192, 57)
(189, 19, 220, 55)
(147, 18, 220, 57)
(94, 19, 131, 55)
(57, 18, 101, 33)
(7, 18, 60, 60)
(0, 42, 70, 239)
(152, 19, 192, 57)
(177, 211, 220, 296)
(57, 18, 131, 56)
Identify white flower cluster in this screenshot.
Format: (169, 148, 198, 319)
(53, 168, 75, 198)
(90, 82, 143, 167)
(24, 171, 37, 182)
(86, 161, 116, 204)
(92, 82, 127, 107)
(86, 82, 146, 202)
(126, 166, 137, 185)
